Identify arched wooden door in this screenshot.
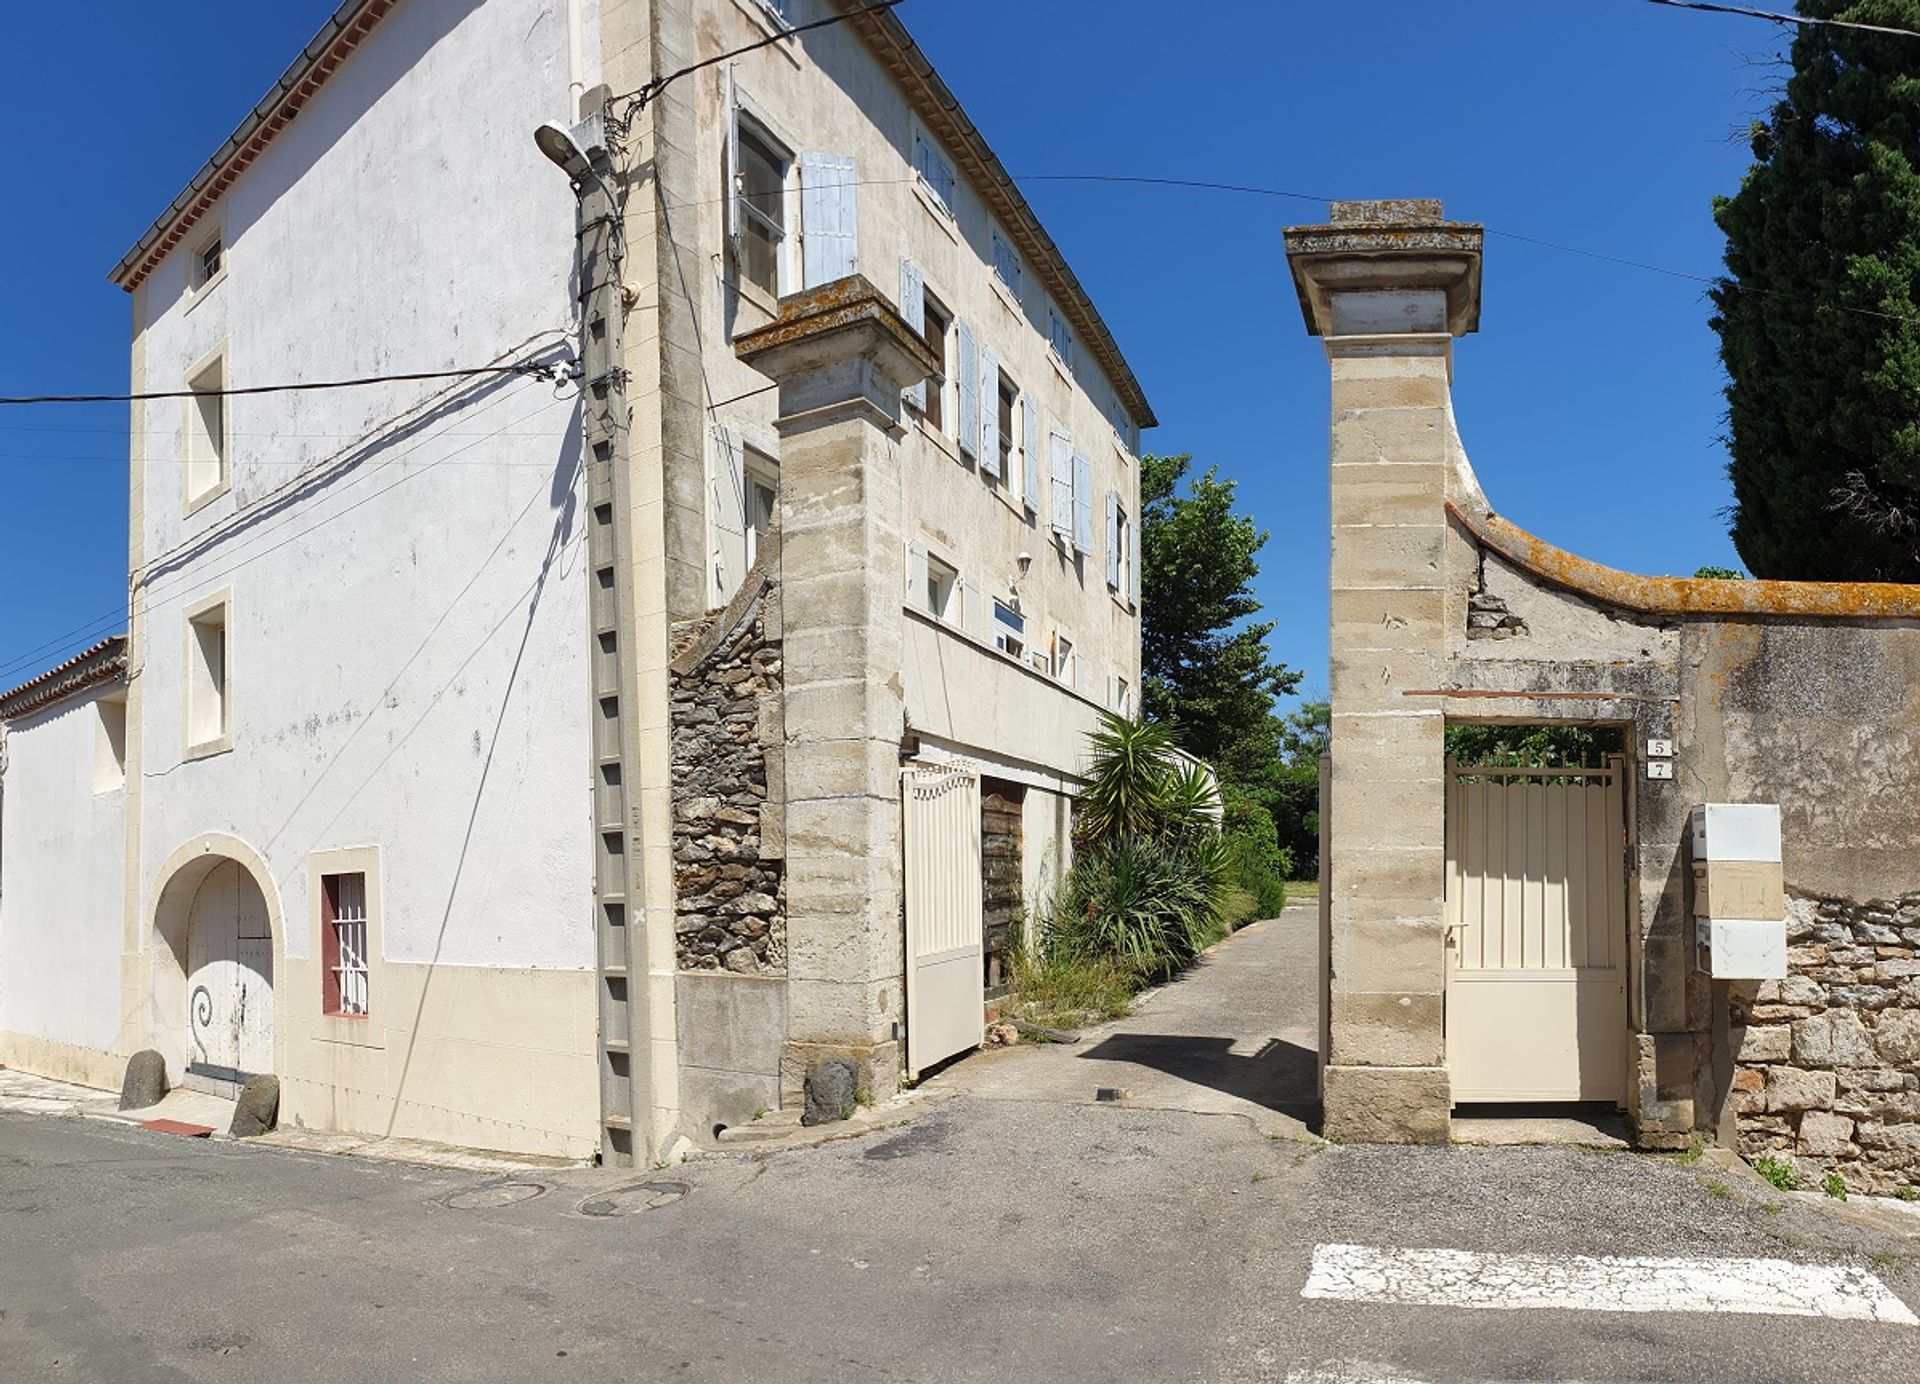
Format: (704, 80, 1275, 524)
(184, 859, 275, 1095)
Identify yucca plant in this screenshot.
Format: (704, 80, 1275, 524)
(1075, 713, 1175, 848)
(1052, 837, 1224, 981)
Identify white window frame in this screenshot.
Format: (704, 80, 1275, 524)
(925, 552, 959, 624)
(310, 845, 385, 1037)
(1052, 630, 1076, 688)
(992, 598, 1025, 661)
(919, 290, 953, 437)
(182, 587, 233, 760)
(744, 450, 779, 571)
(734, 115, 794, 304)
(189, 227, 226, 300)
(182, 344, 230, 516)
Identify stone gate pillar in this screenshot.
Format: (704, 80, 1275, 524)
(735, 277, 936, 1109)
(1285, 200, 1483, 1143)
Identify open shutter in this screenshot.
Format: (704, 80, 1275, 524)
(723, 66, 742, 265)
(709, 425, 747, 606)
(978, 347, 1000, 478)
(799, 153, 858, 288)
(1022, 398, 1039, 511)
(955, 317, 979, 458)
(906, 540, 928, 609)
(899, 259, 925, 412)
(1105, 490, 1120, 588)
(1072, 452, 1094, 555)
(1130, 508, 1142, 608)
(1049, 431, 1073, 537)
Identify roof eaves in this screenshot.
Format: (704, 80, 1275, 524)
(0, 636, 129, 721)
(843, 4, 1158, 430)
(107, 0, 398, 293)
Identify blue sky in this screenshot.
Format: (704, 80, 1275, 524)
(0, 0, 1780, 703)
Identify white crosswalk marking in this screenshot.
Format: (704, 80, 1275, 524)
(1301, 1243, 1917, 1324)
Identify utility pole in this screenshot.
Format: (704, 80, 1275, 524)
(537, 88, 650, 1166)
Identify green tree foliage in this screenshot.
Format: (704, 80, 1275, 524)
(1711, 2, 1920, 581)
(1693, 566, 1745, 580)
(1140, 454, 1300, 763)
(1443, 723, 1624, 768)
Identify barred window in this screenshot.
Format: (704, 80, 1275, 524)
(322, 872, 370, 1018)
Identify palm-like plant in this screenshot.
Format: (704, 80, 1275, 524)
(1075, 713, 1175, 847)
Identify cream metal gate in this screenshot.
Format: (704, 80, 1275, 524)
(1444, 758, 1628, 1103)
(902, 765, 984, 1079)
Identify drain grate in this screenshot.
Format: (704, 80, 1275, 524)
(441, 1181, 548, 1210)
(577, 1179, 691, 1217)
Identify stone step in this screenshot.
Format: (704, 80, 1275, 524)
(714, 1109, 804, 1145)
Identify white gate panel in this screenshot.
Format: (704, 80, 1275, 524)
(1445, 759, 1627, 1103)
(185, 860, 274, 1096)
(903, 766, 984, 1079)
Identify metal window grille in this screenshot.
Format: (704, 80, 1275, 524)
(198, 239, 222, 287)
(329, 873, 370, 1017)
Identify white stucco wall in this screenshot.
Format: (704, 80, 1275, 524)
(132, 0, 599, 975)
(0, 690, 126, 1055)
(687, 0, 1145, 784)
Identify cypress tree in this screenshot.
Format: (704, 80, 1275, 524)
(1711, 1, 1920, 581)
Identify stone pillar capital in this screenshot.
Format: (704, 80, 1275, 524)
(1284, 199, 1483, 341)
(733, 274, 937, 433)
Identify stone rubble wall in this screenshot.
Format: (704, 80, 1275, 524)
(668, 584, 785, 975)
(1730, 893, 1920, 1193)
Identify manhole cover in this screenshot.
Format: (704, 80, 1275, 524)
(441, 1181, 547, 1210)
(577, 1179, 691, 1217)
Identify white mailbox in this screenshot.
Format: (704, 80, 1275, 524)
(1691, 803, 1786, 980)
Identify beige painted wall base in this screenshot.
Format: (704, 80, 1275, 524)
(781, 1037, 901, 1110)
(0, 1030, 124, 1094)
(1323, 1064, 1451, 1144)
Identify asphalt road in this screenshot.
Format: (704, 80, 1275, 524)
(3, 914, 1917, 1383)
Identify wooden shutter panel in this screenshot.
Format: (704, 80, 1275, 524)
(1021, 397, 1039, 511)
(1105, 490, 1120, 588)
(899, 259, 925, 411)
(723, 66, 741, 265)
(956, 317, 979, 458)
(1050, 430, 1073, 537)
(1072, 452, 1094, 555)
(906, 540, 928, 608)
(979, 348, 1000, 478)
(709, 424, 747, 607)
(799, 153, 858, 288)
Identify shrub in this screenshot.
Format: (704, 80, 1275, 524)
(1753, 1153, 1799, 1192)
(1048, 837, 1225, 982)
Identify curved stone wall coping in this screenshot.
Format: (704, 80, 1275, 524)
(1447, 500, 1920, 621)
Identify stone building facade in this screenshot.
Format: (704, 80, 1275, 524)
(0, 0, 1148, 1164)
(1291, 198, 1920, 1176)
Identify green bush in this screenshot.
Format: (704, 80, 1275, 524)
(1048, 836, 1227, 982)
(1220, 791, 1289, 924)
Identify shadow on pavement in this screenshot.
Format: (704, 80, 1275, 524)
(1077, 1033, 1321, 1127)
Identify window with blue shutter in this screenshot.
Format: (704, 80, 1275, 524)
(978, 347, 1000, 478)
(1072, 452, 1094, 555)
(798, 153, 858, 288)
(1021, 398, 1040, 512)
(1049, 430, 1074, 538)
(1105, 491, 1120, 588)
(898, 259, 925, 412)
(991, 229, 1022, 297)
(1048, 305, 1073, 368)
(913, 128, 956, 215)
(955, 317, 980, 459)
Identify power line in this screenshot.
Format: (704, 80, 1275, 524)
(609, 0, 904, 127)
(0, 359, 573, 408)
(1642, 0, 1920, 40)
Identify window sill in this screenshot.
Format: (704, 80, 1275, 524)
(914, 415, 960, 463)
(728, 0, 802, 57)
(733, 273, 780, 323)
(990, 274, 1023, 320)
(913, 179, 959, 241)
(183, 476, 230, 519)
(183, 734, 234, 763)
(183, 267, 227, 317)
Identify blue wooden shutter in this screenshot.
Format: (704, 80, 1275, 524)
(1021, 397, 1040, 511)
(1049, 431, 1073, 537)
(979, 347, 1000, 478)
(899, 259, 924, 412)
(1072, 452, 1094, 555)
(956, 317, 979, 459)
(799, 153, 858, 288)
(1105, 490, 1120, 587)
(723, 66, 741, 265)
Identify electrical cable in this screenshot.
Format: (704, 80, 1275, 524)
(0, 360, 573, 408)
(1642, 0, 1920, 40)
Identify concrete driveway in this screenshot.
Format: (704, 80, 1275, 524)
(4, 907, 1919, 1382)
